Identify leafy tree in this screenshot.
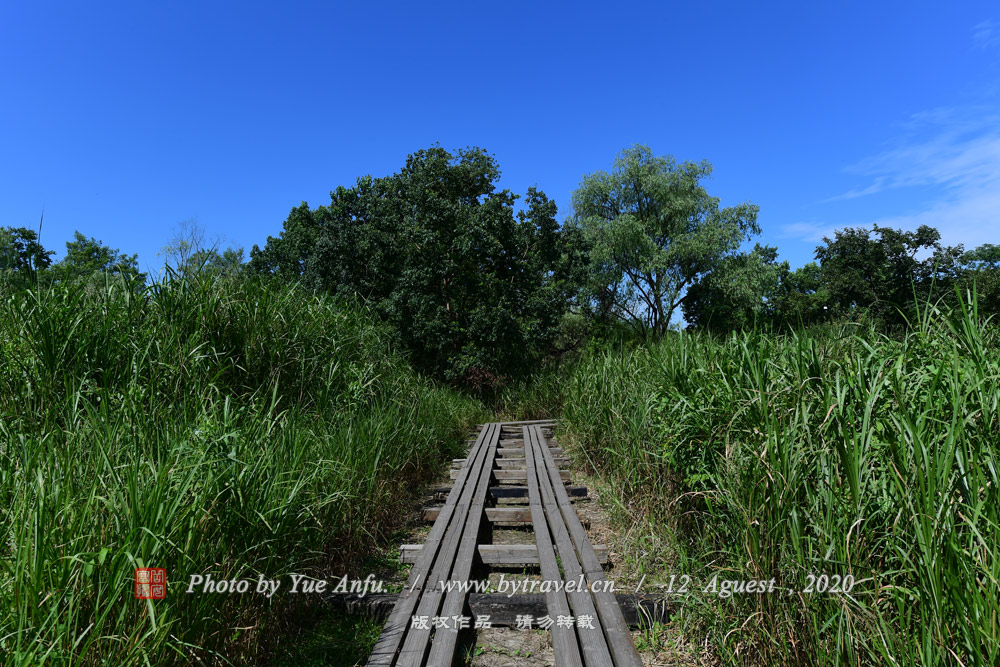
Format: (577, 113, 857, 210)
(814, 224, 952, 325)
(250, 146, 580, 388)
(957, 243, 1000, 317)
(682, 244, 787, 333)
(0, 226, 53, 282)
(50, 231, 144, 283)
(570, 145, 760, 337)
(770, 262, 832, 329)
(962, 243, 1000, 270)
(177, 247, 245, 278)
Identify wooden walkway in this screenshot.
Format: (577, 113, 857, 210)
(367, 421, 642, 667)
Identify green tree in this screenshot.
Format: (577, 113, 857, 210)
(50, 231, 144, 283)
(570, 145, 760, 337)
(770, 262, 831, 329)
(250, 146, 580, 388)
(957, 243, 1000, 317)
(814, 224, 952, 325)
(682, 244, 787, 333)
(0, 226, 53, 282)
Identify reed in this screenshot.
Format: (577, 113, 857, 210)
(0, 275, 485, 664)
(555, 295, 999, 665)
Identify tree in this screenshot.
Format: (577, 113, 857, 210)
(160, 217, 206, 272)
(770, 262, 832, 329)
(962, 243, 1000, 270)
(570, 145, 760, 337)
(682, 244, 787, 333)
(814, 224, 951, 325)
(249, 146, 580, 388)
(0, 226, 53, 282)
(957, 243, 1000, 317)
(161, 218, 243, 278)
(49, 231, 144, 283)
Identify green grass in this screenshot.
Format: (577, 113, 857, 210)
(272, 613, 382, 666)
(0, 275, 485, 664)
(541, 295, 1000, 665)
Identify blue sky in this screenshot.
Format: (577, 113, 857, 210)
(2, 1, 998, 276)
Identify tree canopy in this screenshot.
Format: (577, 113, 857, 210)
(4, 145, 996, 365)
(0, 226, 53, 282)
(249, 146, 581, 388)
(570, 145, 760, 337)
(49, 231, 144, 283)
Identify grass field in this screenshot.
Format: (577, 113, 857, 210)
(0, 276, 484, 665)
(543, 296, 999, 665)
(3, 273, 995, 666)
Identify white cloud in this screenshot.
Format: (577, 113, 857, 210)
(973, 19, 1000, 50)
(779, 221, 839, 243)
(820, 176, 888, 202)
(816, 107, 1000, 250)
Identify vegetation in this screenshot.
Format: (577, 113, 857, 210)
(248, 146, 582, 389)
(570, 145, 761, 338)
(0, 275, 484, 664)
(3, 141, 998, 665)
(48, 231, 144, 284)
(0, 226, 53, 285)
(535, 293, 999, 665)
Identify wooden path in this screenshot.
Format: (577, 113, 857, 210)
(366, 420, 643, 667)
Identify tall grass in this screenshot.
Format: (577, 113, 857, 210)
(553, 296, 999, 665)
(0, 275, 484, 665)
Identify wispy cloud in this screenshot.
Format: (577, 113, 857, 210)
(778, 221, 839, 244)
(820, 176, 888, 202)
(809, 107, 1000, 250)
(973, 19, 1000, 50)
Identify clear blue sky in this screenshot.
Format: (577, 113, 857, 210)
(3, 1, 998, 276)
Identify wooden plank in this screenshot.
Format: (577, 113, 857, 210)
(531, 426, 642, 667)
(527, 426, 614, 667)
(394, 423, 500, 666)
(327, 592, 674, 628)
(423, 423, 503, 666)
(450, 468, 571, 482)
(489, 485, 586, 499)
(367, 424, 496, 666)
(452, 456, 570, 468)
(421, 506, 591, 528)
(490, 419, 557, 426)
(398, 544, 609, 565)
(498, 446, 563, 456)
(430, 485, 587, 499)
(523, 426, 582, 666)
(423, 506, 533, 523)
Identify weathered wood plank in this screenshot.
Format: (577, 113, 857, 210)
(431, 485, 587, 499)
(421, 506, 590, 528)
(523, 425, 582, 666)
(452, 456, 570, 468)
(498, 446, 563, 456)
(395, 424, 500, 666)
(367, 424, 497, 666)
(423, 423, 503, 666)
(527, 426, 614, 667)
(531, 425, 642, 667)
(422, 506, 533, 523)
(328, 593, 674, 628)
(482, 419, 557, 427)
(449, 468, 571, 482)
(399, 543, 609, 565)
